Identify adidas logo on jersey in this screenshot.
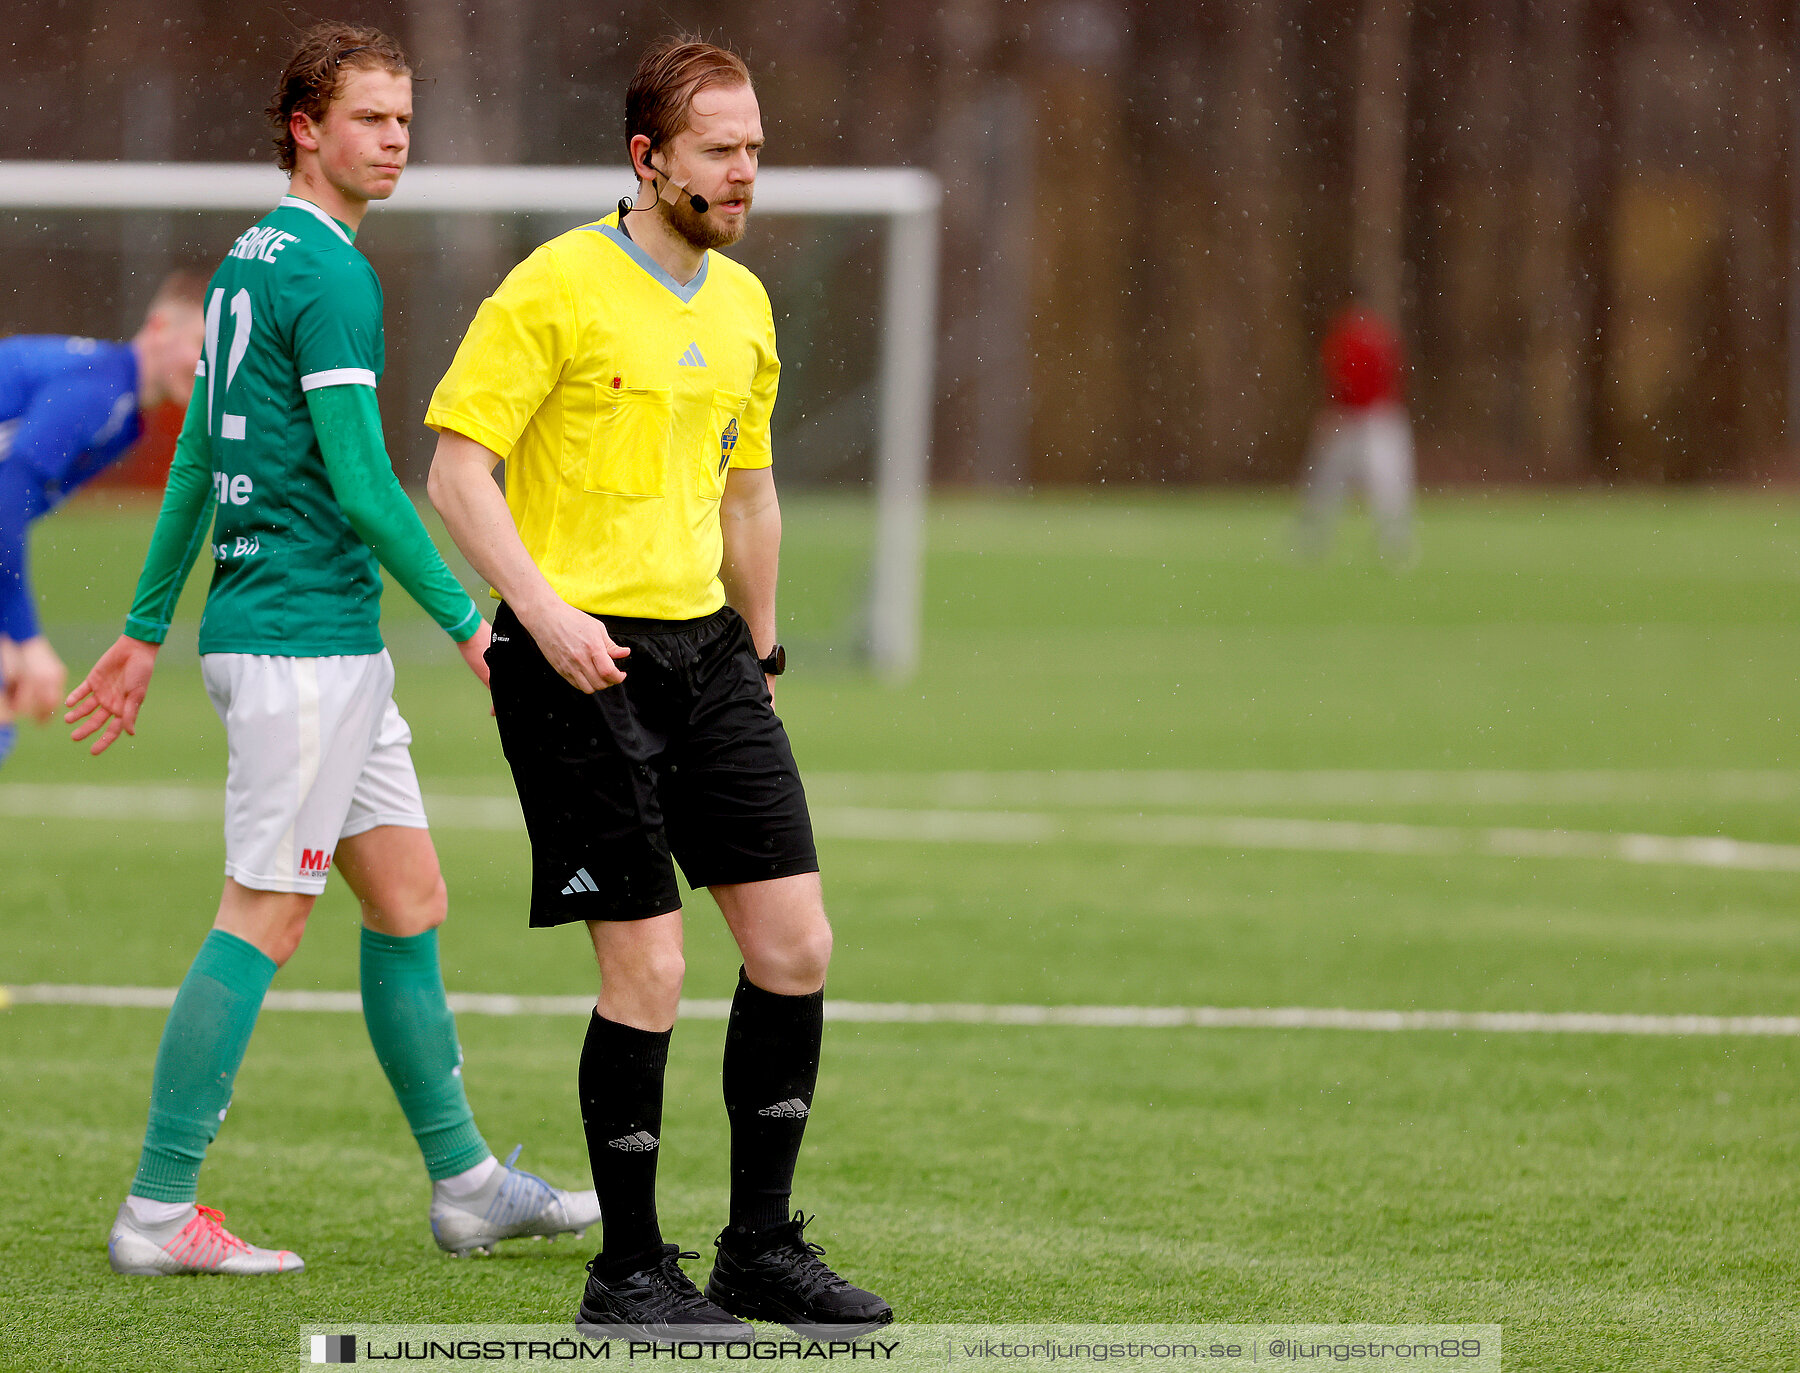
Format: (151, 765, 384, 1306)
(677, 343, 707, 367)
(756, 1098, 810, 1119)
(561, 868, 598, 896)
(607, 1130, 659, 1152)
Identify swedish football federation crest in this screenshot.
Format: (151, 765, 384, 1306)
(719, 416, 738, 474)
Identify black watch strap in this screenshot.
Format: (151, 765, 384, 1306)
(758, 643, 786, 676)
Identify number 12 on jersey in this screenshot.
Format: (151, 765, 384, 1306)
(205, 287, 252, 442)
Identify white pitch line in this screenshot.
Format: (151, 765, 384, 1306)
(8, 782, 1800, 872)
(0, 783, 222, 822)
(14, 767, 1800, 820)
(807, 769, 1800, 807)
(4, 984, 1796, 1037)
(812, 807, 1800, 873)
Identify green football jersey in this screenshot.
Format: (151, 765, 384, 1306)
(125, 195, 478, 656)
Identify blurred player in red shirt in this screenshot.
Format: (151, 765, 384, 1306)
(1295, 303, 1415, 564)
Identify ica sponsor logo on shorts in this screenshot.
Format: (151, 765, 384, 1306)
(607, 1130, 659, 1153)
(300, 848, 334, 877)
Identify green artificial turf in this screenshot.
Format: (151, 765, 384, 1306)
(3, 490, 1799, 1371)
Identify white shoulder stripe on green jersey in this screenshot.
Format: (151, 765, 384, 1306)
(300, 367, 378, 391)
(278, 194, 352, 244)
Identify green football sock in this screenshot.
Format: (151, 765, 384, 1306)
(360, 926, 491, 1181)
(130, 928, 277, 1203)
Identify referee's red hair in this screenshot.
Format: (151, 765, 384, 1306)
(625, 38, 753, 157)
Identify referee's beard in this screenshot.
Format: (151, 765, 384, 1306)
(664, 186, 752, 251)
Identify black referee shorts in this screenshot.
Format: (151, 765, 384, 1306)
(485, 600, 819, 926)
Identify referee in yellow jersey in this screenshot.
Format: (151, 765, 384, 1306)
(425, 38, 890, 1339)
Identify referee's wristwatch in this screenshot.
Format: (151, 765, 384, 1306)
(758, 643, 787, 676)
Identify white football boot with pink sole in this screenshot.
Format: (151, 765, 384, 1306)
(108, 1202, 304, 1275)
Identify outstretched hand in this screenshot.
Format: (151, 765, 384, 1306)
(64, 635, 160, 755)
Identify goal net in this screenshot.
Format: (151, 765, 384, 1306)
(0, 161, 939, 677)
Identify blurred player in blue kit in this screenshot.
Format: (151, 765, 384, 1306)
(0, 272, 207, 764)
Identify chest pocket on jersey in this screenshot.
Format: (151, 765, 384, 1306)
(586, 385, 672, 497)
(698, 389, 752, 502)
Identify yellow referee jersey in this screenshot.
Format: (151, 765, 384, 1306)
(425, 211, 779, 620)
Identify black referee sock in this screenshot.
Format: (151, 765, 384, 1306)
(579, 1011, 671, 1269)
(722, 968, 824, 1234)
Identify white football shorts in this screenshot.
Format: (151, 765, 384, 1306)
(201, 650, 428, 895)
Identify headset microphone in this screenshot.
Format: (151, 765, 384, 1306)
(619, 160, 709, 217)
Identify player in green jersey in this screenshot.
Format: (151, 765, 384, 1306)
(65, 22, 598, 1277)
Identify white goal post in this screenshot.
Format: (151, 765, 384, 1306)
(0, 161, 940, 678)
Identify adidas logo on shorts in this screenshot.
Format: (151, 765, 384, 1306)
(607, 1130, 659, 1152)
(561, 868, 598, 896)
(756, 1098, 810, 1119)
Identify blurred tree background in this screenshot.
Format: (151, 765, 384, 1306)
(2, 0, 1792, 486)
